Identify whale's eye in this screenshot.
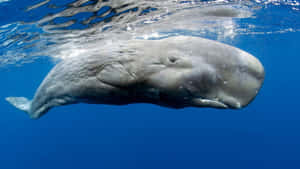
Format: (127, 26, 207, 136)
(168, 56, 178, 63)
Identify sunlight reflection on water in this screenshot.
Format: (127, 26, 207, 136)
(0, 0, 299, 66)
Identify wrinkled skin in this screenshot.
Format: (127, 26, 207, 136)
(6, 36, 264, 119)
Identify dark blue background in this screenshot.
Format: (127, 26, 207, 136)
(1, 0, 300, 169)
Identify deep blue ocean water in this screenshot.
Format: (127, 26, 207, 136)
(1, 0, 300, 169)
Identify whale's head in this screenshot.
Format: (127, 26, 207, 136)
(140, 36, 265, 109)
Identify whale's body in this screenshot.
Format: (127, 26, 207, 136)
(6, 36, 264, 119)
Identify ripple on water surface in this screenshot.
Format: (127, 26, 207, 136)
(0, 0, 300, 67)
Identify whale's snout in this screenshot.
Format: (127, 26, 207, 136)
(217, 51, 265, 108)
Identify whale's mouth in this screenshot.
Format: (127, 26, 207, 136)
(191, 98, 228, 109)
(190, 96, 246, 109)
(183, 79, 245, 109)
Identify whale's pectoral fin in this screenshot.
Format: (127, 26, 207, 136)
(5, 97, 35, 118)
(97, 62, 137, 87)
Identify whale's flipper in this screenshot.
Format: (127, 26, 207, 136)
(5, 97, 33, 118)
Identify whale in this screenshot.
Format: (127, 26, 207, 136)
(6, 36, 264, 119)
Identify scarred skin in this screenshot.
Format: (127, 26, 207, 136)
(6, 36, 264, 119)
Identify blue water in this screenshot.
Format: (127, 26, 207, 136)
(1, 0, 300, 169)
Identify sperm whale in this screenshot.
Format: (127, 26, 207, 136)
(6, 36, 264, 119)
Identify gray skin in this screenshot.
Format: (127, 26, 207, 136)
(6, 36, 265, 119)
